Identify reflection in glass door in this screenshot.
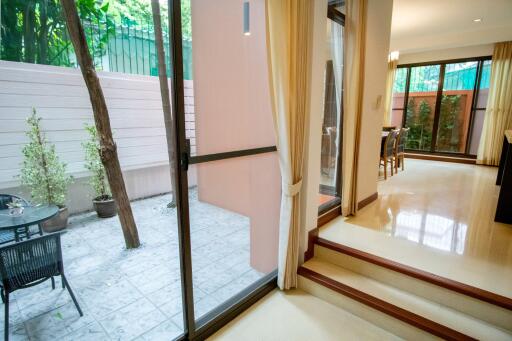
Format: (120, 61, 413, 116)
(319, 5, 344, 214)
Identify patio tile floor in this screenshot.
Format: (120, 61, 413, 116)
(3, 189, 265, 340)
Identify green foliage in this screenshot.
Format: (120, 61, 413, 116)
(82, 124, 111, 200)
(405, 98, 433, 150)
(405, 95, 463, 152)
(20, 109, 73, 206)
(437, 95, 461, 152)
(1, 0, 192, 62)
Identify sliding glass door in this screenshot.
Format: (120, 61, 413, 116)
(318, 4, 344, 218)
(391, 57, 492, 156)
(168, 0, 279, 338)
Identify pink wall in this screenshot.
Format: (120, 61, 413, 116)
(191, 0, 280, 273)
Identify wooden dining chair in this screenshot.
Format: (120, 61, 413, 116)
(380, 129, 399, 180)
(395, 127, 410, 172)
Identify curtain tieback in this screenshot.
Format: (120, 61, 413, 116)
(283, 178, 303, 197)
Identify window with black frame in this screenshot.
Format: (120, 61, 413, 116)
(390, 57, 492, 157)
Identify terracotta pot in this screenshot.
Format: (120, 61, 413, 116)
(93, 197, 117, 218)
(41, 206, 69, 232)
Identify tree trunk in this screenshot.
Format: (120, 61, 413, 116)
(151, 0, 177, 208)
(60, 0, 140, 248)
(39, 0, 49, 64)
(23, 0, 37, 63)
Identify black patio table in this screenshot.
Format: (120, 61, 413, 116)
(0, 205, 59, 240)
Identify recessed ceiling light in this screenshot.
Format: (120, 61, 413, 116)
(473, 18, 482, 23)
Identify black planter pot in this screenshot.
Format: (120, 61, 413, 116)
(93, 197, 117, 218)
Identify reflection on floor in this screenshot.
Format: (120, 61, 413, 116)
(6, 189, 264, 340)
(209, 289, 400, 340)
(318, 193, 336, 206)
(320, 159, 512, 298)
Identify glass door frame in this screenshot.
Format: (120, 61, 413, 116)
(396, 56, 492, 157)
(318, 4, 345, 219)
(167, 1, 277, 340)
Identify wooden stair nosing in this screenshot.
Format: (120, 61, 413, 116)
(298, 266, 477, 341)
(315, 237, 512, 311)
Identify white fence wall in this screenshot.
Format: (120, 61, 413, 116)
(0, 61, 196, 212)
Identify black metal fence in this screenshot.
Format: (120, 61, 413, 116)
(0, 11, 193, 79)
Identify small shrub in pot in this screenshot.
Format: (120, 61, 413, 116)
(20, 109, 73, 231)
(83, 124, 117, 218)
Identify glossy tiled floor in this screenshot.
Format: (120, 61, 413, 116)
(4, 189, 264, 340)
(209, 289, 401, 340)
(320, 159, 512, 298)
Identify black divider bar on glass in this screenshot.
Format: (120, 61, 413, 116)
(189, 146, 277, 165)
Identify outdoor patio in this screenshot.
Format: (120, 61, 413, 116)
(2, 188, 264, 341)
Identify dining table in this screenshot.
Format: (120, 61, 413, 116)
(0, 205, 59, 242)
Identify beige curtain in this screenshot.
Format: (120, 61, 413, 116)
(477, 41, 512, 166)
(341, 0, 367, 216)
(383, 59, 398, 126)
(265, 0, 314, 289)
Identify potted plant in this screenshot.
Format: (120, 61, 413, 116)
(6, 198, 24, 217)
(20, 109, 73, 231)
(82, 124, 117, 218)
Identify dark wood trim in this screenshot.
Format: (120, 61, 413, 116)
(405, 153, 477, 165)
(168, 0, 197, 337)
(430, 64, 446, 152)
(398, 55, 492, 69)
(401, 67, 411, 129)
(465, 60, 484, 154)
(298, 266, 476, 341)
(315, 238, 512, 311)
(318, 196, 341, 215)
(190, 146, 277, 165)
(357, 192, 377, 210)
(327, 5, 345, 25)
(304, 228, 319, 262)
(317, 205, 342, 228)
(193, 271, 277, 340)
(405, 148, 477, 159)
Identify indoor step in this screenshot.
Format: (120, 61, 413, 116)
(298, 258, 512, 341)
(313, 239, 512, 331)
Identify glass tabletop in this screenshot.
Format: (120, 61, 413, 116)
(0, 205, 59, 229)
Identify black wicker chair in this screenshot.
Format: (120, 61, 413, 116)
(0, 194, 43, 243)
(0, 233, 82, 341)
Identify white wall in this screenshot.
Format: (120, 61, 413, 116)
(356, 0, 394, 203)
(399, 44, 494, 65)
(0, 61, 197, 213)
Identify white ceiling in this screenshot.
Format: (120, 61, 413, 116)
(390, 0, 512, 53)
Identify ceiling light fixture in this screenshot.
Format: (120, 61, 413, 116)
(473, 18, 482, 23)
(388, 50, 400, 62)
(243, 1, 251, 36)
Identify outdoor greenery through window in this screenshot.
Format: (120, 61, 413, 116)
(391, 57, 492, 155)
(0, 0, 193, 79)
